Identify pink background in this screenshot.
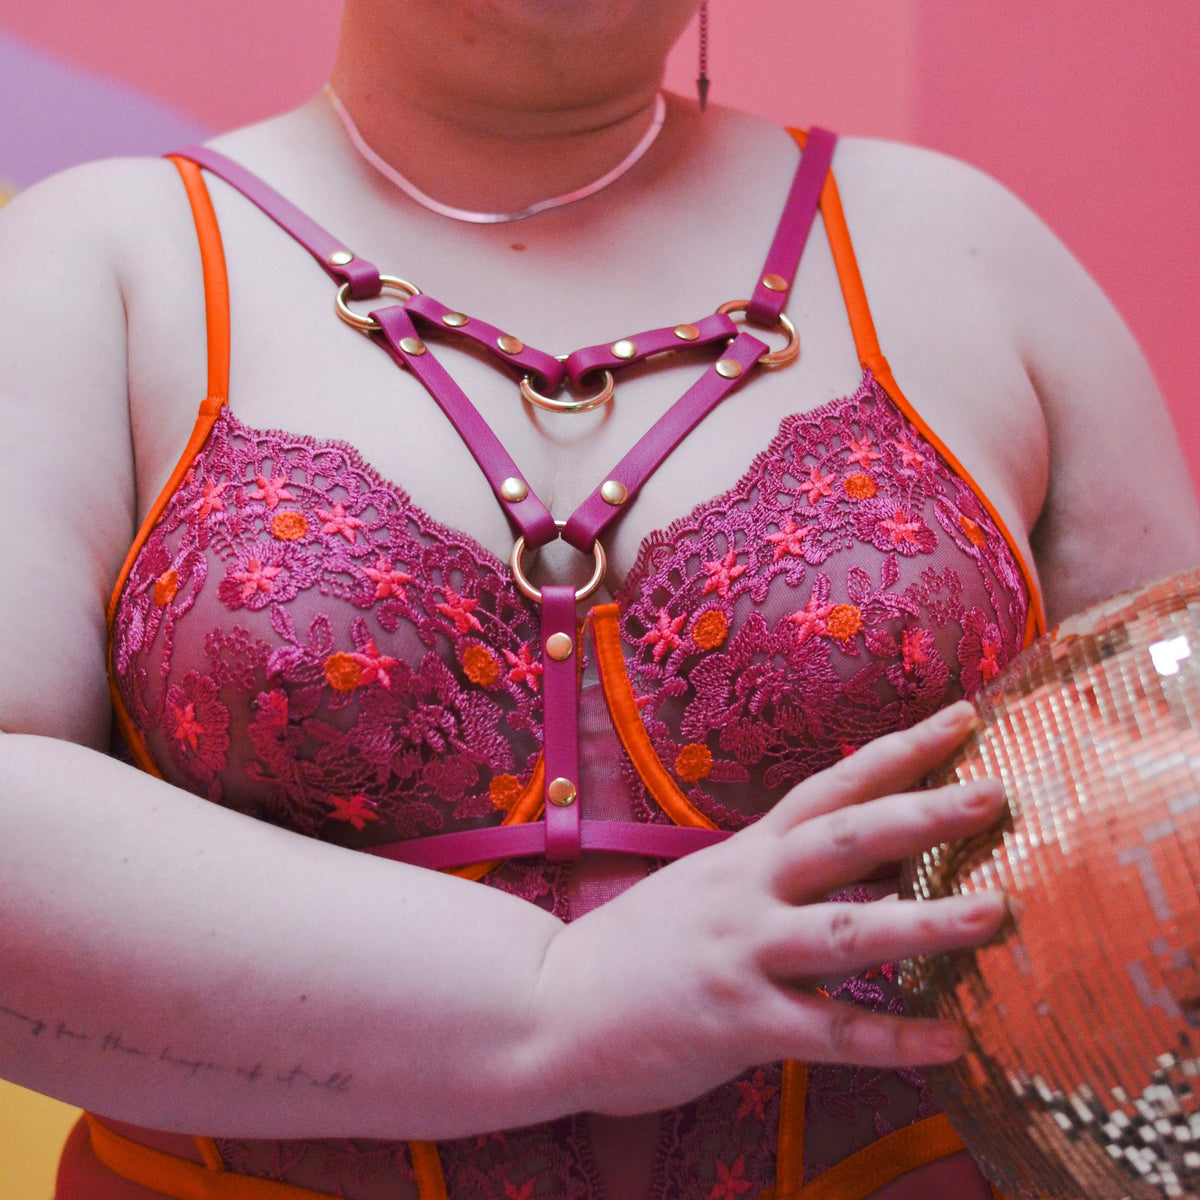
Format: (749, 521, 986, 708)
(2, 0, 1198, 489)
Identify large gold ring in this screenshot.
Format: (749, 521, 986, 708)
(715, 300, 800, 369)
(519, 368, 616, 414)
(510, 522, 607, 603)
(335, 276, 423, 332)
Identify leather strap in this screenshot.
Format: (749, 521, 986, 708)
(175, 146, 383, 300)
(564, 312, 738, 386)
(541, 585, 582, 861)
(372, 304, 559, 548)
(406, 292, 566, 392)
(747, 126, 837, 327)
(367, 820, 729, 871)
(560, 330, 768, 552)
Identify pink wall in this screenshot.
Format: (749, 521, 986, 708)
(3, 0, 1198, 488)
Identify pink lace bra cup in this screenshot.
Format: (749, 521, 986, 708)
(102, 131, 1037, 1199)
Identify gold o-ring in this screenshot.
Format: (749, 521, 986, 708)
(519, 370, 616, 414)
(715, 299, 800, 370)
(509, 522, 607, 604)
(334, 276, 422, 333)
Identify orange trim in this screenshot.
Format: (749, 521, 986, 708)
(785, 130, 1045, 641)
(791, 1113, 966, 1200)
(777, 1061, 807, 1194)
(445, 757, 546, 882)
(195, 1136, 225, 1173)
(167, 156, 231, 406)
(106, 157, 236, 777)
(85, 1114, 338, 1199)
(591, 605, 717, 831)
(409, 1140, 450, 1200)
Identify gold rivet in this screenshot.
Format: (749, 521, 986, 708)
(497, 334, 524, 355)
(442, 311, 469, 328)
(673, 324, 700, 341)
(328, 250, 354, 266)
(499, 477, 529, 502)
(762, 273, 789, 292)
(548, 777, 577, 807)
(611, 339, 637, 360)
(399, 336, 426, 356)
(600, 479, 628, 506)
(715, 358, 743, 379)
(546, 632, 574, 661)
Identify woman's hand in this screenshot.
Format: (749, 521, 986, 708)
(530, 700, 1006, 1117)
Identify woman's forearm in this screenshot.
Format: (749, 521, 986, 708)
(0, 732, 564, 1141)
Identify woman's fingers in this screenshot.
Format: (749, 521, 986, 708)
(779, 991, 971, 1067)
(756, 889, 1007, 981)
(763, 701, 982, 834)
(771, 775, 1008, 901)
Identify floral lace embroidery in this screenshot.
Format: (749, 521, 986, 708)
(109, 369, 1027, 1199)
(616, 370, 1027, 830)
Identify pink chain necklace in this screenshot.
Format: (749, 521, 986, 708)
(324, 85, 667, 225)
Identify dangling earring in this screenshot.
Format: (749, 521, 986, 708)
(696, 1, 710, 112)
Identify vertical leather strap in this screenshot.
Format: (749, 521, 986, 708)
(541, 585, 582, 862)
(747, 127, 837, 327)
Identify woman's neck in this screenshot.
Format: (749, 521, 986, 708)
(328, 0, 695, 216)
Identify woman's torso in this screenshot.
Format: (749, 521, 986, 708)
(87, 98, 1045, 1200)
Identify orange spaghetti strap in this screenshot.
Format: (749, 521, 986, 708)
(85, 1114, 338, 1199)
(776, 1060, 807, 1195)
(168, 155, 232, 406)
(592, 605, 718, 831)
(409, 1140, 450, 1200)
(106, 156, 234, 777)
(791, 1113, 966, 1200)
(789, 130, 1046, 642)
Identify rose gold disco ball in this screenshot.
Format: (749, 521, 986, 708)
(902, 568, 1200, 1200)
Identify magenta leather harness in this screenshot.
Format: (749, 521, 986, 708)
(172, 130, 837, 869)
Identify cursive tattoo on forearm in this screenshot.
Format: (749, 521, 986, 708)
(0, 1000, 353, 1095)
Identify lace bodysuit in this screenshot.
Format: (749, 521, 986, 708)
(89, 130, 1042, 1200)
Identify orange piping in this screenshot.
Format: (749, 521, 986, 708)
(786, 130, 1045, 642)
(107, 157, 234, 777)
(591, 606, 717, 831)
(445, 757, 546, 883)
(790, 1113, 965, 1199)
(409, 1140, 450, 1200)
(85, 1114, 337, 1199)
(776, 1060, 806, 1194)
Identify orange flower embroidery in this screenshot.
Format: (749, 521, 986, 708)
(154, 569, 179, 606)
(824, 603, 863, 640)
(325, 793, 380, 831)
(324, 652, 365, 692)
(959, 515, 986, 547)
(489, 774, 522, 812)
(692, 609, 729, 651)
(271, 510, 309, 541)
(462, 644, 500, 688)
(843, 472, 877, 500)
(675, 743, 713, 784)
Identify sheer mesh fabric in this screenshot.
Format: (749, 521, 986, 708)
(108, 366, 1029, 1198)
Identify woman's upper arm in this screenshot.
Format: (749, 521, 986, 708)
(0, 163, 140, 747)
(1001, 190, 1200, 625)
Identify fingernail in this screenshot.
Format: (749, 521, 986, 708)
(932, 1024, 968, 1058)
(934, 701, 978, 732)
